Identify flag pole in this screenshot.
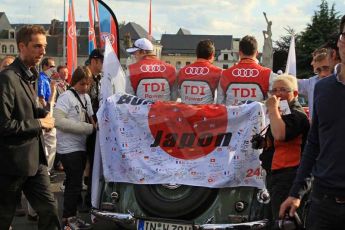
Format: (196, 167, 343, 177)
(63, 0, 66, 65)
(148, 0, 152, 40)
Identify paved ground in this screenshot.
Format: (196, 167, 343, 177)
(11, 171, 119, 230)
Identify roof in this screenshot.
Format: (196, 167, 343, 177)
(119, 22, 156, 42)
(160, 34, 233, 56)
(11, 23, 51, 31)
(0, 12, 13, 32)
(177, 28, 191, 35)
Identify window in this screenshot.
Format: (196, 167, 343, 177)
(224, 54, 228, 60)
(2, 45, 7, 54)
(9, 45, 15, 54)
(186, 62, 191, 65)
(223, 64, 229, 69)
(9, 31, 15, 39)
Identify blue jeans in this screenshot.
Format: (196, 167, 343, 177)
(306, 191, 345, 230)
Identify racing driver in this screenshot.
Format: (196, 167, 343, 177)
(217, 35, 276, 105)
(126, 38, 177, 101)
(177, 39, 222, 104)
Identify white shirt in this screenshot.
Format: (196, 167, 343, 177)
(54, 90, 94, 154)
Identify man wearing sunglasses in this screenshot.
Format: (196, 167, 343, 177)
(280, 15, 345, 230)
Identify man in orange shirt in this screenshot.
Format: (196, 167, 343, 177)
(177, 40, 222, 104)
(217, 35, 276, 105)
(126, 38, 177, 102)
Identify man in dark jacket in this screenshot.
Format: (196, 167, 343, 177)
(0, 25, 60, 230)
(280, 15, 345, 230)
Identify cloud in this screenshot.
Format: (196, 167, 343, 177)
(1, 0, 345, 51)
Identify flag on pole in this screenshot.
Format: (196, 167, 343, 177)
(91, 0, 121, 209)
(285, 35, 296, 76)
(91, 37, 126, 210)
(99, 37, 126, 105)
(95, 0, 120, 56)
(88, 0, 97, 54)
(148, 0, 152, 40)
(67, 0, 77, 82)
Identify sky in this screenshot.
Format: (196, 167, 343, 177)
(1, 0, 345, 51)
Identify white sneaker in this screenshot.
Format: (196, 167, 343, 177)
(65, 216, 92, 230)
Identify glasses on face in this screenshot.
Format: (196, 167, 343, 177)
(314, 65, 331, 75)
(339, 32, 345, 42)
(269, 87, 292, 94)
(49, 65, 55, 68)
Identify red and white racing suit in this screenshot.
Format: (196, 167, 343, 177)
(217, 58, 276, 105)
(177, 60, 222, 104)
(126, 56, 177, 101)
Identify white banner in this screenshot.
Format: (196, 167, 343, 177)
(98, 94, 267, 188)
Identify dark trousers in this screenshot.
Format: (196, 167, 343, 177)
(0, 165, 60, 230)
(269, 168, 297, 221)
(306, 191, 345, 230)
(85, 132, 96, 207)
(60, 151, 86, 218)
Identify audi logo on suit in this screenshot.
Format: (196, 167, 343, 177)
(184, 67, 210, 75)
(232, 68, 260, 78)
(140, 64, 167, 73)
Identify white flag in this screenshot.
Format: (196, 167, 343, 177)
(92, 37, 126, 209)
(285, 35, 296, 76)
(99, 36, 126, 106)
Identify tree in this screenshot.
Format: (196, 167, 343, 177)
(273, 28, 300, 73)
(274, 0, 340, 78)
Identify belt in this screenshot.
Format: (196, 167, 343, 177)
(313, 192, 345, 204)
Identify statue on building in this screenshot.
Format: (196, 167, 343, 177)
(262, 12, 273, 69)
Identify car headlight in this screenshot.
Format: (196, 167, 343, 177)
(256, 189, 270, 204)
(234, 201, 246, 212)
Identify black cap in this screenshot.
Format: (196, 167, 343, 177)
(89, 48, 104, 60)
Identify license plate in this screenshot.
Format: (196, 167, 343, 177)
(137, 219, 193, 230)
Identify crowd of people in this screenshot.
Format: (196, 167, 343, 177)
(0, 14, 344, 230)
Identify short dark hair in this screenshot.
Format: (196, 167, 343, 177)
(57, 65, 67, 73)
(70, 66, 92, 86)
(340, 15, 345, 33)
(16, 25, 46, 49)
(196, 40, 215, 59)
(320, 32, 340, 61)
(239, 35, 258, 56)
(41, 57, 54, 68)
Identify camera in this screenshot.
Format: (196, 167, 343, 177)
(251, 125, 269, 150)
(251, 133, 266, 149)
(272, 212, 303, 230)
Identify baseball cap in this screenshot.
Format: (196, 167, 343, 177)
(126, 38, 153, 53)
(89, 48, 104, 60)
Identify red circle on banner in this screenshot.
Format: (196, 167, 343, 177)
(148, 102, 228, 160)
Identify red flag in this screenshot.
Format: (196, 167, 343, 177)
(88, 0, 97, 53)
(148, 0, 152, 40)
(67, 0, 77, 82)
